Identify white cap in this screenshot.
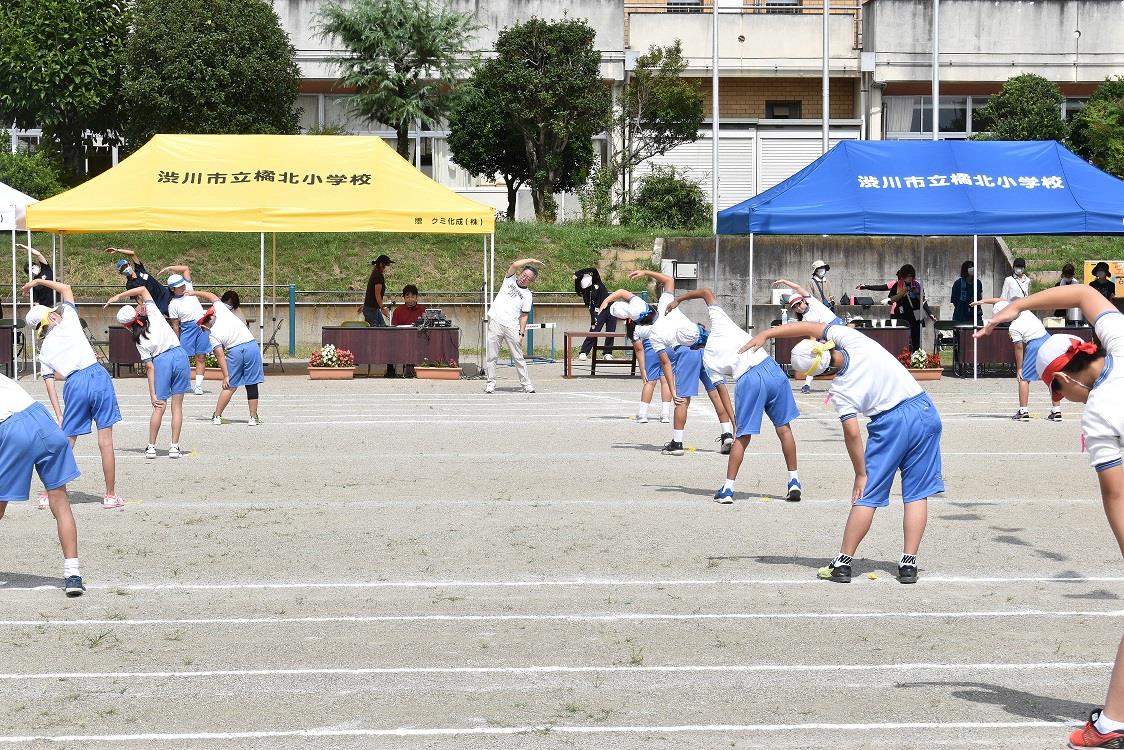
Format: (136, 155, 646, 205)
(992, 300, 1010, 314)
(812, 259, 829, 272)
(1036, 333, 1097, 386)
(610, 296, 650, 321)
(790, 338, 832, 377)
(167, 273, 187, 289)
(25, 304, 52, 330)
(116, 305, 140, 326)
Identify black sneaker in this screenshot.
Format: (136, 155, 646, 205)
(64, 575, 86, 597)
(898, 565, 918, 584)
(1048, 410, 1062, 422)
(717, 432, 734, 455)
(1012, 409, 1030, 422)
(785, 478, 802, 502)
(818, 563, 851, 583)
(661, 440, 684, 456)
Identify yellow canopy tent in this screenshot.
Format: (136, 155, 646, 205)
(26, 134, 499, 348)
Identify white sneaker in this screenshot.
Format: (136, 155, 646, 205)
(168, 444, 182, 459)
(578, 352, 588, 361)
(247, 415, 261, 426)
(211, 414, 227, 425)
(102, 495, 125, 510)
(192, 385, 204, 395)
(484, 382, 495, 394)
(523, 384, 535, 393)
(637, 413, 649, 424)
(604, 353, 614, 361)
(37, 493, 49, 510)
(660, 414, 672, 424)
(145, 444, 157, 459)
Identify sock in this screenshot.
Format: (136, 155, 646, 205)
(804, 374, 814, 386)
(1095, 712, 1124, 734)
(831, 553, 853, 568)
(1017, 407, 1028, 413)
(720, 421, 732, 434)
(672, 429, 684, 442)
(194, 375, 203, 387)
(1050, 405, 1061, 413)
(63, 558, 80, 578)
(662, 401, 673, 416)
(638, 401, 649, 416)
(722, 479, 735, 492)
(900, 553, 918, 567)
(788, 470, 799, 483)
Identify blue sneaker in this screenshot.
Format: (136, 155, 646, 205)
(713, 487, 735, 504)
(800, 384, 811, 394)
(785, 479, 802, 503)
(64, 575, 85, 597)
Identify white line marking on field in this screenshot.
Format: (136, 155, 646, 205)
(0, 661, 1110, 682)
(0, 721, 1073, 744)
(3, 575, 1119, 593)
(2, 609, 1120, 627)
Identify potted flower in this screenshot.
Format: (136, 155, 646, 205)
(415, 358, 461, 381)
(308, 344, 357, 380)
(189, 353, 224, 381)
(898, 348, 943, 381)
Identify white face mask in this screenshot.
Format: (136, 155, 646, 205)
(814, 268, 826, 279)
(29, 265, 40, 276)
(1013, 268, 1025, 277)
(580, 274, 593, 290)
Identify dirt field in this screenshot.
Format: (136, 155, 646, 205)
(0, 364, 1119, 749)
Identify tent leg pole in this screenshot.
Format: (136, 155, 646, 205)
(748, 233, 754, 330)
(713, 234, 720, 294)
(259, 232, 265, 350)
(10, 223, 16, 378)
(55, 235, 62, 305)
(973, 234, 978, 381)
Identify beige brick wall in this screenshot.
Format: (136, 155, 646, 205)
(693, 77, 855, 119)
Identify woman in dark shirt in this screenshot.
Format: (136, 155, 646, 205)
(858, 263, 936, 352)
(1090, 261, 1116, 301)
(574, 267, 617, 359)
(950, 260, 983, 325)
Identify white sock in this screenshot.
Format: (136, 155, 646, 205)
(804, 374, 814, 386)
(672, 429, 684, 442)
(1017, 406, 1028, 413)
(662, 401, 673, 416)
(194, 375, 204, 387)
(720, 421, 732, 434)
(1096, 711, 1124, 734)
(638, 401, 650, 416)
(900, 553, 918, 567)
(722, 479, 735, 492)
(788, 470, 799, 482)
(63, 558, 80, 578)
(1050, 405, 1061, 413)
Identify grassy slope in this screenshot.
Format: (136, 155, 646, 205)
(4, 224, 702, 299)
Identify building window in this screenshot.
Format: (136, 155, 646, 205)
(884, 95, 989, 139)
(764, 0, 801, 14)
(766, 101, 802, 119)
(668, 0, 703, 14)
(1064, 98, 1088, 122)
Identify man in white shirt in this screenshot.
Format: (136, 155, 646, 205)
(484, 258, 544, 395)
(0, 372, 85, 596)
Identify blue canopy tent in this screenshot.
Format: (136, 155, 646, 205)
(716, 140, 1124, 376)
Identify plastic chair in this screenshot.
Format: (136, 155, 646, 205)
(81, 317, 109, 362)
(263, 318, 284, 371)
(0, 319, 29, 377)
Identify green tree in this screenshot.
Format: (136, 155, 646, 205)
(1070, 77, 1124, 178)
(0, 0, 128, 184)
(317, 0, 479, 160)
(0, 133, 65, 199)
(490, 18, 612, 221)
(122, 0, 301, 149)
(616, 42, 704, 206)
(971, 74, 1067, 142)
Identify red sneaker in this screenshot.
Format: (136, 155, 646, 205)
(1069, 710, 1124, 748)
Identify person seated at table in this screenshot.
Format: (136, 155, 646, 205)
(951, 260, 983, 325)
(391, 285, 427, 326)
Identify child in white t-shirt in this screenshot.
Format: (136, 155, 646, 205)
(774, 279, 848, 394)
(161, 264, 210, 395)
(746, 320, 944, 585)
(972, 298, 1062, 422)
(979, 284, 1124, 749)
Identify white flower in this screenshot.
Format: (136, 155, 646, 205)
(910, 349, 928, 368)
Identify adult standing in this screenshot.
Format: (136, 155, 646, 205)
(950, 260, 983, 325)
(1091, 262, 1116, 301)
(359, 255, 392, 327)
(1000, 257, 1031, 301)
(857, 264, 935, 353)
(107, 248, 172, 316)
(573, 267, 616, 361)
(18, 244, 54, 307)
(809, 259, 835, 312)
(1055, 263, 1081, 318)
(484, 258, 544, 395)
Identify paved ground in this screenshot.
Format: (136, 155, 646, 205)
(0, 363, 1120, 749)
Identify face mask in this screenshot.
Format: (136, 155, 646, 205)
(1014, 268, 1025, 277)
(580, 274, 593, 290)
(814, 269, 826, 279)
(29, 265, 40, 276)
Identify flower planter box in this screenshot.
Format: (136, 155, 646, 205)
(909, 368, 943, 381)
(415, 367, 460, 381)
(308, 366, 357, 381)
(203, 367, 224, 381)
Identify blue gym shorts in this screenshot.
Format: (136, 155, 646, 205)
(670, 347, 723, 398)
(643, 339, 663, 382)
(734, 358, 800, 437)
(59, 363, 122, 438)
(0, 402, 81, 501)
(179, 321, 214, 357)
(1022, 334, 1047, 383)
(151, 346, 191, 401)
(854, 392, 944, 508)
(225, 341, 265, 388)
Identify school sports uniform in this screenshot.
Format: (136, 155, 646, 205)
(0, 374, 80, 502)
(207, 303, 264, 388)
(134, 302, 191, 401)
(824, 323, 944, 508)
(167, 283, 212, 357)
(39, 303, 122, 438)
(630, 325, 664, 383)
(1077, 310, 1124, 475)
(801, 297, 845, 327)
(647, 293, 725, 398)
(703, 305, 799, 437)
(1007, 309, 1049, 383)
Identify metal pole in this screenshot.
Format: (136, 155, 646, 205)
(822, 0, 830, 153)
(258, 232, 265, 349)
(713, 234, 720, 292)
(489, 233, 495, 310)
(288, 284, 296, 356)
(748, 232, 755, 330)
(55, 235, 61, 305)
(932, 0, 940, 140)
(10, 222, 16, 377)
(711, 0, 720, 232)
(972, 234, 978, 380)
